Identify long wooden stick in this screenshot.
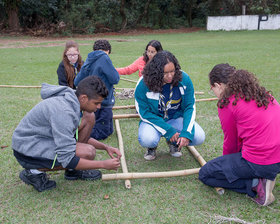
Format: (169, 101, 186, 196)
(115, 119, 131, 189)
(187, 146, 225, 195)
(115, 87, 135, 91)
(120, 77, 137, 83)
(112, 97, 218, 110)
(113, 105, 136, 110)
(0, 84, 205, 95)
(196, 97, 218, 102)
(113, 114, 139, 119)
(102, 168, 200, 180)
(0, 85, 41, 88)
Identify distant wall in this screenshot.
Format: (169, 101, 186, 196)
(207, 14, 280, 31)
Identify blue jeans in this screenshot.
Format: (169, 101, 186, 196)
(199, 152, 280, 197)
(90, 107, 113, 140)
(138, 117, 205, 148)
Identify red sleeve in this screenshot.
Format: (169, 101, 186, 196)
(218, 107, 241, 155)
(116, 56, 145, 76)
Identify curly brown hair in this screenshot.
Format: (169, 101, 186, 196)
(93, 39, 111, 54)
(209, 63, 274, 109)
(142, 51, 182, 92)
(62, 41, 83, 88)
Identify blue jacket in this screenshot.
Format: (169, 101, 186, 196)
(74, 50, 120, 107)
(135, 71, 196, 141)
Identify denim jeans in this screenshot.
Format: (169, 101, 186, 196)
(199, 152, 280, 197)
(138, 117, 205, 148)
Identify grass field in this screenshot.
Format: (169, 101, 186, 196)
(0, 30, 280, 223)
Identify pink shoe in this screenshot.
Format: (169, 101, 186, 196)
(252, 178, 276, 206)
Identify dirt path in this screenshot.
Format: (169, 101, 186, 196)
(0, 27, 202, 49)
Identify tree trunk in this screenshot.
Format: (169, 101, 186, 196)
(187, 0, 193, 27)
(134, 0, 152, 27)
(7, 8, 20, 31)
(120, 0, 127, 30)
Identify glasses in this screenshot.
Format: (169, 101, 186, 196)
(66, 54, 79, 58)
(146, 50, 156, 55)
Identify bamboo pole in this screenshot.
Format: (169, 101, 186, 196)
(115, 119, 131, 189)
(194, 91, 204, 95)
(113, 105, 136, 110)
(0, 84, 205, 96)
(102, 168, 200, 180)
(0, 85, 41, 88)
(120, 77, 138, 83)
(115, 87, 135, 91)
(112, 97, 218, 110)
(187, 146, 225, 195)
(196, 97, 218, 102)
(113, 114, 139, 119)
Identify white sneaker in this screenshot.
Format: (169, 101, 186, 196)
(144, 148, 156, 161)
(168, 143, 182, 157)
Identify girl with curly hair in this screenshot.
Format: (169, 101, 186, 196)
(57, 40, 83, 89)
(116, 40, 163, 77)
(199, 63, 280, 206)
(135, 50, 205, 161)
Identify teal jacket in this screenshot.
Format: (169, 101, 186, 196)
(135, 71, 196, 141)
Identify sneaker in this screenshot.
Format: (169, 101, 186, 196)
(252, 178, 276, 206)
(144, 148, 156, 161)
(64, 169, 102, 181)
(19, 169, 56, 192)
(168, 142, 182, 158)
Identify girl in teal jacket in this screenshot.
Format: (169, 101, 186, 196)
(135, 51, 205, 160)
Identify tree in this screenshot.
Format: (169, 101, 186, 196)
(120, 0, 127, 30)
(3, 0, 21, 30)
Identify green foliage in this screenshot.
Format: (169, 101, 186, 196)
(1, 0, 280, 34)
(19, 0, 59, 28)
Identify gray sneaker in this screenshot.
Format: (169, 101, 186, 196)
(144, 148, 156, 161)
(168, 143, 182, 157)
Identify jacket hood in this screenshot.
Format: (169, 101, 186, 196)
(41, 83, 75, 100)
(86, 50, 106, 64)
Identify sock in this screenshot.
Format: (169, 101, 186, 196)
(252, 178, 259, 188)
(30, 169, 43, 174)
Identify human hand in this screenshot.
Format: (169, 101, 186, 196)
(103, 158, 121, 170)
(177, 137, 190, 149)
(170, 132, 180, 143)
(106, 146, 122, 159)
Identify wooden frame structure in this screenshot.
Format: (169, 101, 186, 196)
(102, 116, 224, 195)
(2, 83, 223, 194)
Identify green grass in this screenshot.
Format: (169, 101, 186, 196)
(0, 30, 280, 223)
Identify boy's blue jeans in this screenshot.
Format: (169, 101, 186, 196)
(138, 117, 205, 148)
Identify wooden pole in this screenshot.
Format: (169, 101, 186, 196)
(0, 85, 41, 88)
(112, 97, 218, 110)
(0, 84, 204, 95)
(115, 119, 131, 189)
(120, 77, 137, 83)
(196, 97, 218, 102)
(113, 114, 139, 119)
(187, 146, 225, 195)
(113, 105, 136, 110)
(102, 168, 200, 180)
(115, 87, 135, 91)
